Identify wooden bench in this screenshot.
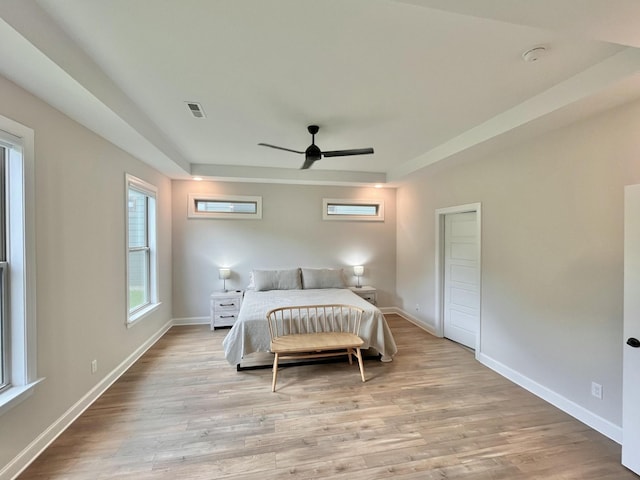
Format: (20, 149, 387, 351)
(266, 304, 366, 392)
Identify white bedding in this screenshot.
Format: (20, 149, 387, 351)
(222, 288, 398, 366)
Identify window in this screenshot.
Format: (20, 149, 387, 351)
(322, 198, 385, 221)
(327, 204, 379, 216)
(195, 199, 257, 214)
(1, 145, 7, 392)
(0, 117, 38, 415)
(126, 175, 158, 324)
(187, 193, 262, 219)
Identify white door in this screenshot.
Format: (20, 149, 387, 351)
(623, 184, 640, 475)
(443, 211, 480, 349)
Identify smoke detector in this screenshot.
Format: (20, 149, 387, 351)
(522, 46, 547, 63)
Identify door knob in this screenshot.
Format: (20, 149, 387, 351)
(627, 337, 640, 348)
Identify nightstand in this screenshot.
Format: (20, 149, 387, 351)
(210, 290, 243, 330)
(349, 285, 377, 305)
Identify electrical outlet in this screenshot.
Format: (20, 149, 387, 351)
(91, 359, 98, 374)
(591, 382, 603, 399)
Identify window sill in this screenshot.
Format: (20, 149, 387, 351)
(127, 301, 162, 327)
(0, 378, 44, 416)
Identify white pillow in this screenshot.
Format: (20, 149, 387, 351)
(252, 268, 301, 291)
(301, 268, 346, 289)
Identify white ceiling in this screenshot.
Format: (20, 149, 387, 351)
(2, 0, 640, 186)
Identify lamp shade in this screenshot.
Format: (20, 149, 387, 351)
(353, 265, 364, 276)
(218, 268, 231, 280)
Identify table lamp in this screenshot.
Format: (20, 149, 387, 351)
(219, 268, 231, 292)
(353, 265, 364, 288)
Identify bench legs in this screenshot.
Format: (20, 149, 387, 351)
(271, 349, 366, 392)
(354, 347, 366, 383)
(271, 353, 279, 392)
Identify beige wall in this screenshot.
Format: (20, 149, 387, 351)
(396, 98, 640, 428)
(171, 181, 397, 318)
(0, 75, 173, 471)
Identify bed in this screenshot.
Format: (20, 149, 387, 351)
(222, 270, 398, 368)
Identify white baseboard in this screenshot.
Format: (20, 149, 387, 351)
(172, 316, 209, 326)
(4, 313, 622, 480)
(387, 310, 621, 443)
(384, 307, 438, 337)
(1, 320, 173, 480)
(477, 352, 622, 444)
(387, 311, 621, 444)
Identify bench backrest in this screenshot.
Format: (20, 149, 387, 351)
(266, 304, 364, 340)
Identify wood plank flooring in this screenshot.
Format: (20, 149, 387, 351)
(19, 315, 638, 479)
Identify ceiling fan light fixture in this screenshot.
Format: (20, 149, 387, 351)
(305, 143, 321, 159)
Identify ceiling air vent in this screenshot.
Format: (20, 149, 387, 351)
(185, 102, 206, 118)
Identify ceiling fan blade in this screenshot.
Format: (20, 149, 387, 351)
(322, 148, 374, 158)
(258, 143, 305, 154)
(301, 157, 317, 170)
(260, 126, 374, 170)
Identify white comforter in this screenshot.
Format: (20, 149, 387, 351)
(222, 288, 398, 366)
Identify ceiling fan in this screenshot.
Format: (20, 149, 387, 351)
(258, 125, 374, 169)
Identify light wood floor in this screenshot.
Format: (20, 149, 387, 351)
(19, 315, 638, 479)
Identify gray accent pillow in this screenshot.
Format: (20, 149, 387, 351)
(301, 268, 346, 289)
(252, 268, 302, 291)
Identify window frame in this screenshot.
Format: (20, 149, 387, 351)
(1, 145, 7, 392)
(0, 117, 39, 416)
(322, 198, 385, 222)
(0, 261, 7, 392)
(125, 174, 159, 325)
(187, 193, 262, 219)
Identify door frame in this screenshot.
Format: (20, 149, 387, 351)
(622, 184, 640, 474)
(435, 203, 482, 355)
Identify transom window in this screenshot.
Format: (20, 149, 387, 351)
(195, 200, 257, 214)
(322, 198, 385, 221)
(188, 193, 262, 219)
(327, 203, 379, 216)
